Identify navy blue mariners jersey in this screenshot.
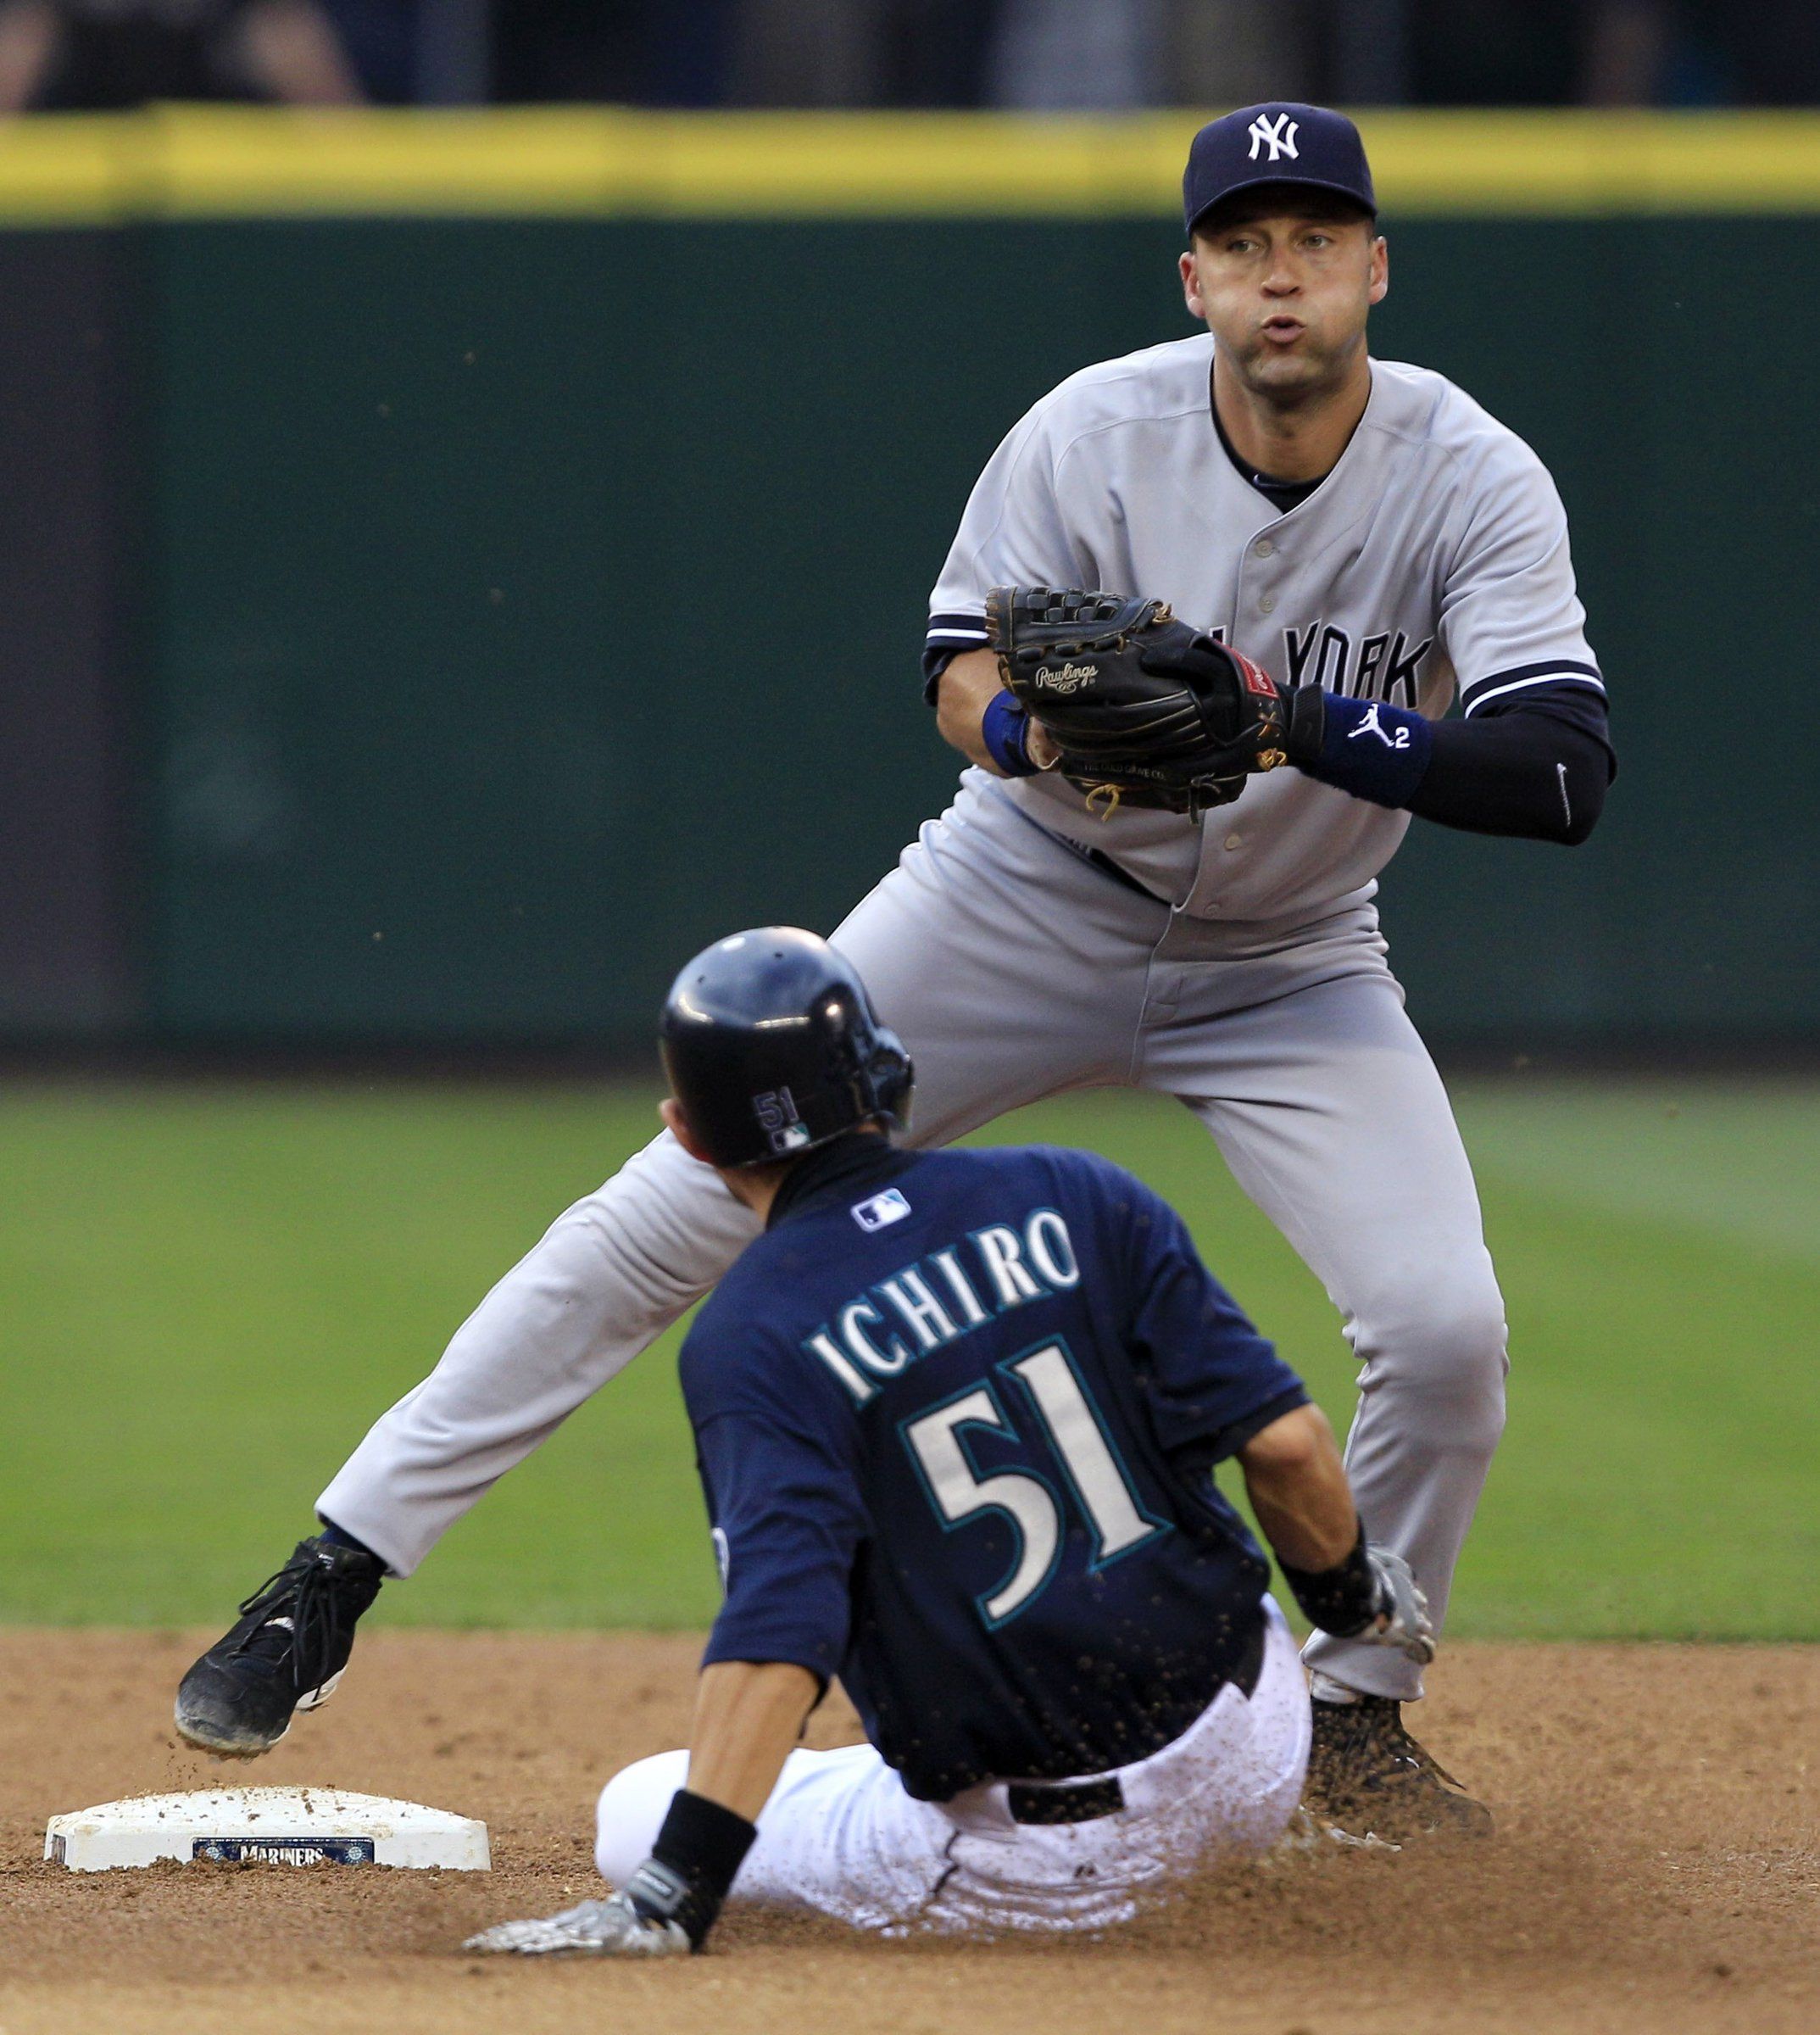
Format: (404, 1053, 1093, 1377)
(677, 1136, 1308, 1801)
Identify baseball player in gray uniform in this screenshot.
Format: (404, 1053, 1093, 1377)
(176, 103, 1612, 1844)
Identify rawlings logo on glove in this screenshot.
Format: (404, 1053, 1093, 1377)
(1032, 661, 1099, 694)
(986, 585, 1291, 819)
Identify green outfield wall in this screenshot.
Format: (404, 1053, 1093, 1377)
(2, 111, 1815, 1049)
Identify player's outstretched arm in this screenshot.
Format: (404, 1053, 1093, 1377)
(1238, 1402, 1357, 1569)
(609, 1660, 818, 1949)
(687, 1659, 822, 1820)
(470, 1659, 819, 1959)
(1239, 1403, 1434, 1664)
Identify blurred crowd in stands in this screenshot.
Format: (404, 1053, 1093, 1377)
(2, 0, 1818, 114)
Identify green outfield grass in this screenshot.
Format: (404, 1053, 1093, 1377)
(2, 1077, 1813, 1638)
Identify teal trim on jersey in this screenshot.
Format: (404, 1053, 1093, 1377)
(898, 1376, 1069, 1631)
(9, 109, 1820, 226)
(996, 1336, 1173, 1576)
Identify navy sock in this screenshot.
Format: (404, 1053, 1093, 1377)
(316, 1519, 381, 1562)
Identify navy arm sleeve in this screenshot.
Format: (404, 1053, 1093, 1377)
(1411, 689, 1614, 845)
(692, 1397, 869, 1684)
(1294, 683, 1614, 846)
(1111, 1173, 1310, 1469)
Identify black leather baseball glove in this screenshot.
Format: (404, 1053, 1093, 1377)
(985, 586, 1289, 818)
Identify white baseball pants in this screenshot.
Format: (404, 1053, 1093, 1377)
(319, 773, 1507, 1702)
(593, 1600, 1309, 1934)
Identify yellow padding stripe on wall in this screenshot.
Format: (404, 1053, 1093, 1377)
(5, 108, 1820, 225)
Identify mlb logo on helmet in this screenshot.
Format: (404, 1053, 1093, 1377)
(1182, 102, 1378, 238)
(752, 1086, 812, 1153)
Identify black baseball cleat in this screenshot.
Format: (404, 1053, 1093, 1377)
(174, 1536, 385, 1757)
(1304, 1694, 1494, 1843)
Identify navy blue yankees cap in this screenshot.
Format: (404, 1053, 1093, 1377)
(1183, 103, 1377, 238)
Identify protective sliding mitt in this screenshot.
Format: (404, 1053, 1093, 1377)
(986, 585, 1291, 818)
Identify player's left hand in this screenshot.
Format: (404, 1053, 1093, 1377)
(1356, 1544, 1436, 1664)
(463, 1891, 692, 1958)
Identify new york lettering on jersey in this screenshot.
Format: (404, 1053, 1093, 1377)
(679, 1140, 1308, 1798)
(1279, 622, 1432, 704)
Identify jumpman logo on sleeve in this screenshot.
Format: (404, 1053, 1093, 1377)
(1346, 702, 1412, 750)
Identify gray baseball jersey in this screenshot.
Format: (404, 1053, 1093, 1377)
(926, 336, 1603, 920)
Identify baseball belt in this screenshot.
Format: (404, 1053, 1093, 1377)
(1004, 1617, 1268, 1826)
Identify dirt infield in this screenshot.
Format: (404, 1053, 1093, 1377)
(2, 1631, 1814, 2035)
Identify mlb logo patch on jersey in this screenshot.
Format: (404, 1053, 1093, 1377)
(852, 1188, 911, 1233)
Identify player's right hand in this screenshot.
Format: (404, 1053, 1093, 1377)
(1357, 1544, 1436, 1664)
(464, 1891, 692, 1958)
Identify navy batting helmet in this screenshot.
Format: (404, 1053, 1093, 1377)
(659, 927, 913, 1168)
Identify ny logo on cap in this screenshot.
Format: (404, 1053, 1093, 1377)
(1247, 113, 1300, 162)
